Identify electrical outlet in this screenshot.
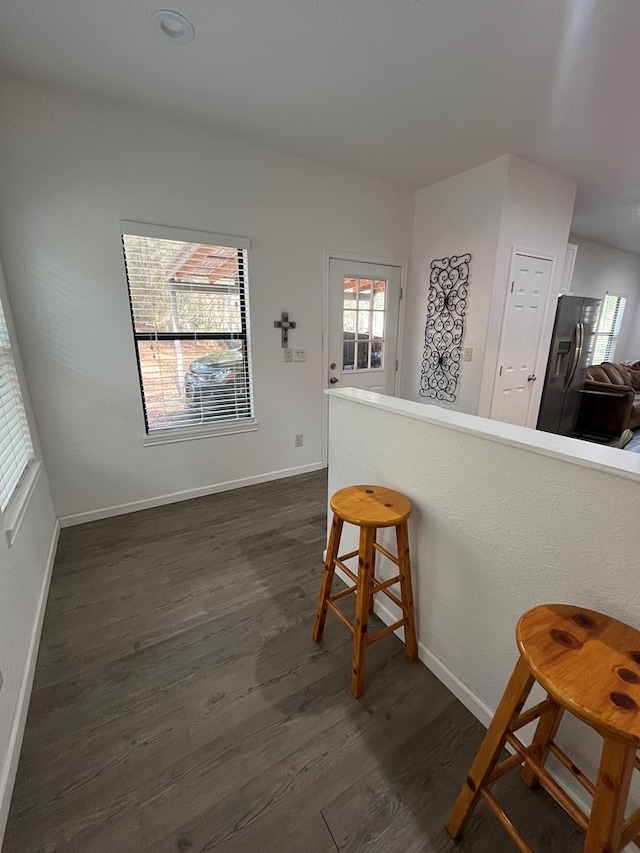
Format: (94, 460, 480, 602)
(293, 349, 306, 362)
(463, 347, 473, 362)
(284, 348, 293, 363)
(295, 434, 303, 447)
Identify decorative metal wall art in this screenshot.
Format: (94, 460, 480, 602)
(273, 310, 297, 348)
(419, 254, 471, 403)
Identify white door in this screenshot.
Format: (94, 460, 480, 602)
(491, 253, 553, 427)
(328, 259, 402, 394)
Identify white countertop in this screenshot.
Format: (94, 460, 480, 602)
(326, 388, 640, 484)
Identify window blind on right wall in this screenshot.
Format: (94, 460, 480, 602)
(592, 294, 626, 365)
(0, 298, 34, 512)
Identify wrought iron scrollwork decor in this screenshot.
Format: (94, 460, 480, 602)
(419, 254, 471, 403)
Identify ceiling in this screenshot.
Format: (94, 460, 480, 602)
(1, 0, 639, 253)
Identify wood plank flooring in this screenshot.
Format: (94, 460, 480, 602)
(3, 470, 583, 852)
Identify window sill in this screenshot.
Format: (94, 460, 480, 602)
(4, 460, 42, 548)
(142, 419, 260, 446)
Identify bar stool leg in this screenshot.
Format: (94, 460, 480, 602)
(312, 514, 343, 642)
(351, 526, 375, 699)
(583, 737, 635, 853)
(446, 655, 534, 840)
(520, 695, 563, 788)
(396, 521, 418, 661)
(369, 529, 377, 615)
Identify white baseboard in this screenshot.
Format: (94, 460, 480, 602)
(59, 462, 325, 527)
(356, 584, 596, 828)
(363, 588, 495, 728)
(334, 566, 494, 727)
(0, 520, 60, 843)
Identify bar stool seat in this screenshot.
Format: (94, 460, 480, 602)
(312, 485, 418, 698)
(447, 604, 640, 853)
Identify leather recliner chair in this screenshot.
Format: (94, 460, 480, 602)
(577, 362, 640, 436)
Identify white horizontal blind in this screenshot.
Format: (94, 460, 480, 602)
(121, 228, 253, 432)
(0, 299, 34, 512)
(592, 294, 626, 364)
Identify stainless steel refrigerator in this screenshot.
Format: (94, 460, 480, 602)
(537, 295, 601, 436)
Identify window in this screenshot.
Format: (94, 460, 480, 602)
(592, 294, 626, 364)
(0, 297, 34, 512)
(342, 277, 387, 371)
(121, 223, 253, 434)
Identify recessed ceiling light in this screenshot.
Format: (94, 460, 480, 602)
(151, 10, 195, 45)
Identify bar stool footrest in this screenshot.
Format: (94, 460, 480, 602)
(512, 699, 555, 731)
(329, 584, 358, 603)
(335, 559, 358, 581)
(368, 619, 406, 645)
(620, 805, 640, 849)
(371, 574, 400, 595)
(547, 741, 594, 797)
(505, 732, 589, 832)
(326, 600, 356, 634)
(373, 541, 400, 567)
(480, 788, 534, 853)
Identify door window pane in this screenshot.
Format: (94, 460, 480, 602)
(342, 310, 356, 334)
(341, 276, 387, 370)
(343, 340, 355, 370)
(373, 282, 386, 310)
(343, 277, 358, 309)
(372, 340, 384, 369)
(358, 312, 371, 335)
(357, 341, 369, 369)
(373, 311, 384, 338)
(358, 279, 373, 311)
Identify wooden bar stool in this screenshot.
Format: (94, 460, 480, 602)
(312, 484, 418, 698)
(446, 604, 640, 853)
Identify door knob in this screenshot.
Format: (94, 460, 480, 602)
(329, 376, 339, 384)
(527, 374, 537, 382)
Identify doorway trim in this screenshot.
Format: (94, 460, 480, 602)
(488, 245, 558, 428)
(321, 250, 408, 466)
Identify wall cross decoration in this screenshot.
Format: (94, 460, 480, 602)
(274, 311, 297, 348)
(419, 254, 471, 403)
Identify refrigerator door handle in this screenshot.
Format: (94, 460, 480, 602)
(576, 321, 585, 368)
(564, 322, 581, 391)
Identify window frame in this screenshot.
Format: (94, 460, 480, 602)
(0, 290, 38, 545)
(120, 222, 256, 442)
(341, 276, 389, 373)
(592, 292, 627, 365)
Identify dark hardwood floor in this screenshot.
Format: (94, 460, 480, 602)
(3, 470, 583, 852)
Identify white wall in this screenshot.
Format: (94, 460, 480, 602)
(0, 74, 414, 521)
(327, 388, 640, 814)
(402, 156, 508, 413)
(0, 259, 58, 841)
(403, 154, 576, 423)
(569, 237, 640, 363)
(478, 155, 577, 419)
